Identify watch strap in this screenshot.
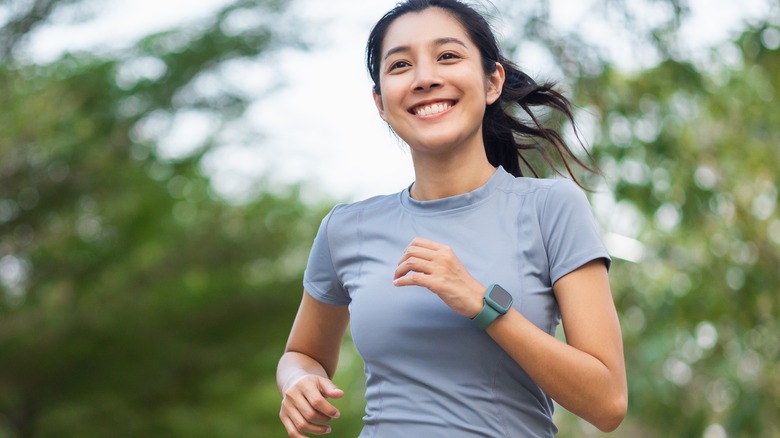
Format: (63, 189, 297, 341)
(471, 301, 502, 330)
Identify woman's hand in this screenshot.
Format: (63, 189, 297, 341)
(279, 374, 344, 437)
(393, 237, 485, 318)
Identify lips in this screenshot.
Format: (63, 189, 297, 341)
(409, 100, 457, 116)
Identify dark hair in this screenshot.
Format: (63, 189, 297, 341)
(366, 0, 598, 186)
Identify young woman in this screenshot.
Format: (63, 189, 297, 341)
(277, 1, 627, 436)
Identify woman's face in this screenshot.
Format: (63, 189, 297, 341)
(373, 8, 504, 157)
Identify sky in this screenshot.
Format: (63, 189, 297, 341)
(19, 0, 776, 204)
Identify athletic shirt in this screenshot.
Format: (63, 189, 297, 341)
(303, 166, 611, 437)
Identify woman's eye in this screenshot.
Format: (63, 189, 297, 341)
(439, 52, 460, 61)
(390, 60, 410, 70)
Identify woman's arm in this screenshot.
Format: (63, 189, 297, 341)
(486, 259, 627, 431)
(395, 238, 627, 432)
(277, 291, 350, 437)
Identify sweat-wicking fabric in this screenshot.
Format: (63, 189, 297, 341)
(303, 166, 611, 437)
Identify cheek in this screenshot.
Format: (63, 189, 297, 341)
(379, 83, 407, 114)
(453, 69, 488, 94)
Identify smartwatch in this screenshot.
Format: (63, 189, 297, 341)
(471, 284, 513, 330)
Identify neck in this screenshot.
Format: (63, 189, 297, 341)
(409, 149, 496, 201)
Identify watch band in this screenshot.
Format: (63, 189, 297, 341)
(471, 300, 503, 330)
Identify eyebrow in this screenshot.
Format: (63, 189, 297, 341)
(383, 37, 468, 60)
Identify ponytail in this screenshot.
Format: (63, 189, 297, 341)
(484, 57, 599, 187)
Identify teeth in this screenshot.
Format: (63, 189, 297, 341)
(415, 102, 451, 116)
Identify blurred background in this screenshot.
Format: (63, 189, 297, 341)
(1, 0, 778, 436)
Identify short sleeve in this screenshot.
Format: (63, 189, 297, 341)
(303, 206, 351, 306)
(540, 179, 611, 284)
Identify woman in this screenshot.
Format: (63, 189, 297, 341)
(277, 1, 627, 436)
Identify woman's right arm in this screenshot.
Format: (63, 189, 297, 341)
(277, 290, 350, 437)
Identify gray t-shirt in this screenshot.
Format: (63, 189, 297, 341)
(304, 166, 610, 437)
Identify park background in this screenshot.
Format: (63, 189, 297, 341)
(1, 0, 779, 436)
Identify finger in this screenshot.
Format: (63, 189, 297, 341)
(280, 414, 306, 438)
(302, 380, 341, 419)
(283, 391, 334, 426)
(397, 245, 436, 265)
(408, 236, 443, 250)
(282, 395, 334, 434)
(319, 380, 345, 401)
(393, 272, 431, 288)
(394, 257, 434, 280)
(281, 409, 330, 437)
(284, 376, 341, 418)
(289, 394, 334, 425)
(407, 240, 457, 266)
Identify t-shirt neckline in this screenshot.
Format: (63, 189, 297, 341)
(399, 166, 509, 214)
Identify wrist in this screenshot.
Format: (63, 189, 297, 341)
(471, 284, 514, 330)
(281, 371, 310, 395)
(470, 286, 486, 318)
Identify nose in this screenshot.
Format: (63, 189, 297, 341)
(411, 61, 442, 92)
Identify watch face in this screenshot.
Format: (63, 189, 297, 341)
(489, 285, 513, 308)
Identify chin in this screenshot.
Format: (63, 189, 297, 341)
(407, 131, 478, 155)
(407, 138, 458, 153)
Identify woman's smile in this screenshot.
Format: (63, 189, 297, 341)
(409, 99, 458, 117)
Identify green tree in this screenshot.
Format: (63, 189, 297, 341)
(493, 1, 779, 436)
(574, 24, 780, 437)
(0, 1, 337, 436)
(498, 3, 780, 436)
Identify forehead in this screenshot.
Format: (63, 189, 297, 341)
(381, 8, 473, 56)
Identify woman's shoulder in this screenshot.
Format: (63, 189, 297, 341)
(497, 175, 594, 223)
(322, 191, 403, 229)
(499, 172, 582, 199)
(317, 192, 402, 242)
(330, 191, 401, 214)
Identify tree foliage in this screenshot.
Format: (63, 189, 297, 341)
(484, 1, 780, 436)
(576, 25, 780, 437)
(0, 1, 331, 436)
(505, 3, 780, 436)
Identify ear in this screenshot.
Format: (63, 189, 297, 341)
(486, 62, 505, 105)
(372, 89, 388, 121)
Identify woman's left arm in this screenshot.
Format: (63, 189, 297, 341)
(395, 238, 627, 431)
(486, 259, 627, 432)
